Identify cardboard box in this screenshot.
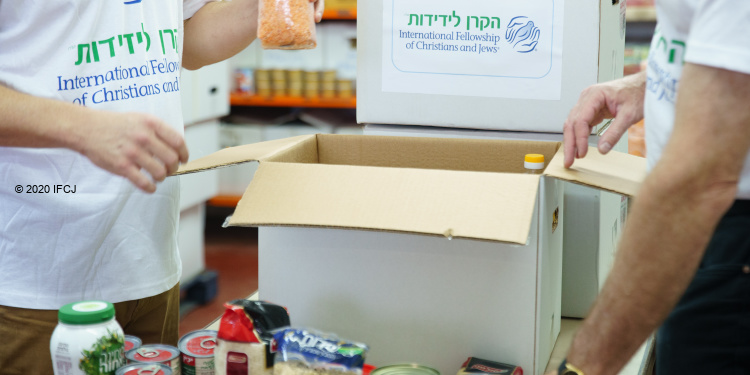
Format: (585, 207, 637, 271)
(356, 0, 627, 133)
(361, 124, 630, 318)
(175, 134, 645, 375)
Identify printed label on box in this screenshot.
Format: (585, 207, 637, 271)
(382, 0, 565, 100)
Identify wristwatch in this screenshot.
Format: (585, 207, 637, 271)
(558, 359, 585, 375)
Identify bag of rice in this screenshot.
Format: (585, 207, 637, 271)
(258, 0, 317, 49)
(272, 328, 369, 375)
(214, 300, 291, 375)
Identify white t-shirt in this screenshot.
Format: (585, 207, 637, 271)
(0, 0, 213, 309)
(644, 0, 750, 198)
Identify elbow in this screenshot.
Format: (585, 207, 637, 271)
(644, 169, 739, 220)
(182, 56, 206, 71)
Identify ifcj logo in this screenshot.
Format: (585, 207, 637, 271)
(505, 16, 540, 53)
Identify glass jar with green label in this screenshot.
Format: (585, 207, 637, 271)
(51, 300, 126, 375)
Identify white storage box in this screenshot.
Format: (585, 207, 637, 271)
(356, 0, 627, 132)
(362, 124, 631, 318)
(175, 134, 644, 375)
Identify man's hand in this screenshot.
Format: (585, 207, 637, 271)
(311, 0, 325, 22)
(184, 0, 326, 70)
(76, 112, 189, 193)
(563, 71, 647, 168)
(0, 84, 189, 193)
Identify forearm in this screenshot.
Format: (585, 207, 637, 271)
(567, 169, 736, 374)
(183, 0, 259, 70)
(565, 63, 750, 375)
(0, 84, 91, 152)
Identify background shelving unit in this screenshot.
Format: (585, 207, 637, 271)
(229, 94, 356, 109)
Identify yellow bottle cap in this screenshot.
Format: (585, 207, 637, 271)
(525, 154, 545, 163)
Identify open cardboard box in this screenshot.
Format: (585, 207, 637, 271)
(175, 134, 646, 375)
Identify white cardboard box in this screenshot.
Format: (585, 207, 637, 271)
(363, 124, 630, 318)
(175, 134, 645, 375)
(356, 0, 627, 132)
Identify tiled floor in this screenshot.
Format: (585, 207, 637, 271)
(178, 207, 259, 337)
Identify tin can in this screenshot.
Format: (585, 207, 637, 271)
(371, 364, 440, 375)
(234, 68, 255, 94)
(126, 344, 181, 375)
(179, 330, 217, 375)
(116, 363, 173, 375)
(124, 335, 142, 352)
(457, 357, 522, 375)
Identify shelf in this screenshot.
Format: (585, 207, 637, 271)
(322, 8, 357, 20)
(626, 6, 656, 22)
(208, 195, 242, 208)
(230, 93, 356, 109)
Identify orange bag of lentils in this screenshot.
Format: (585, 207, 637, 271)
(258, 0, 317, 49)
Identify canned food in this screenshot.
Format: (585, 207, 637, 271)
(234, 68, 255, 93)
(457, 357, 522, 375)
(179, 330, 217, 375)
(126, 344, 181, 375)
(116, 363, 173, 375)
(124, 335, 142, 352)
(371, 364, 440, 375)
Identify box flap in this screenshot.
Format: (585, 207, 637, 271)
(230, 162, 542, 244)
(544, 147, 647, 197)
(173, 135, 315, 175)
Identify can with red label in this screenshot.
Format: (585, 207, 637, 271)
(116, 363, 173, 375)
(126, 344, 181, 375)
(179, 330, 217, 375)
(124, 335, 142, 352)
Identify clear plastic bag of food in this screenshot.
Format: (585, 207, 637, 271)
(258, 0, 317, 50)
(272, 328, 369, 375)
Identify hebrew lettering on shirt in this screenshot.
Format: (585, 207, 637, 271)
(158, 29, 179, 54)
(140, 23, 151, 52)
(668, 40, 685, 65)
(119, 34, 136, 54)
(75, 44, 92, 65)
(98, 37, 116, 58)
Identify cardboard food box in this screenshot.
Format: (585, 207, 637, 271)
(356, 0, 627, 133)
(175, 134, 645, 375)
(362, 124, 631, 318)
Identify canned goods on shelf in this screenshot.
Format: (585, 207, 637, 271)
(288, 70, 304, 81)
(179, 330, 217, 375)
(271, 69, 287, 81)
(304, 71, 321, 82)
(126, 344, 181, 375)
(321, 70, 338, 82)
(255, 69, 271, 81)
(116, 363, 173, 375)
(371, 364, 441, 375)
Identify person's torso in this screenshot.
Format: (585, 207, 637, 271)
(0, 0, 185, 309)
(644, 0, 750, 199)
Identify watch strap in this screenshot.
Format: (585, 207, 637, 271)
(558, 359, 585, 375)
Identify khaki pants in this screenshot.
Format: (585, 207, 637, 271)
(0, 283, 180, 375)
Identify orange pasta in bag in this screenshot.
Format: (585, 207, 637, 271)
(258, 0, 317, 49)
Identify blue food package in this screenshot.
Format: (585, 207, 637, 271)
(272, 328, 369, 373)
